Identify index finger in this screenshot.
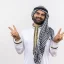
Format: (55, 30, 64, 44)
(57, 28, 61, 34)
(8, 27, 13, 31)
(61, 32, 64, 36)
(13, 25, 17, 30)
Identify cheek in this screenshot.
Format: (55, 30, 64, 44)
(34, 15, 37, 18)
(34, 13, 39, 17)
(42, 16, 45, 19)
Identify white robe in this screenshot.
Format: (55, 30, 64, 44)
(14, 26, 58, 64)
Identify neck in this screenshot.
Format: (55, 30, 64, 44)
(33, 23, 41, 27)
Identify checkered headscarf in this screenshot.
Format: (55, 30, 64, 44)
(32, 6, 54, 64)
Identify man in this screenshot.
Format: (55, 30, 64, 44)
(9, 6, 64, 64)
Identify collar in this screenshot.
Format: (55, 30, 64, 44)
(32, 23, 42, 29)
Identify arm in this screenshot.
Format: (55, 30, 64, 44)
(13, 35, 25, 54)
(8, 25, 25, 54)
(49, 40, 58, 57)
(49, 28, 64, 56)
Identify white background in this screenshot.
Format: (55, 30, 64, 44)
(0, 0, 63, 64)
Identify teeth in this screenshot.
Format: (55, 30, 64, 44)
(37, 18, 40, 20)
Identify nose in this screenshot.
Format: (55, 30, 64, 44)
(38, 14, 42, 18)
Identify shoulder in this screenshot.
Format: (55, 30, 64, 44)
(21, 27, 33, 35)
(49, 27, 55, 39)
(49, 27, 54, 33)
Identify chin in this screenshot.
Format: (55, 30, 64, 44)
(35, 21, 45, 25)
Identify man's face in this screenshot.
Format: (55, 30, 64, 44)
(32, 10, 46, 25)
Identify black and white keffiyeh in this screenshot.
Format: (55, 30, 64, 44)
(32, 6, 54, 64)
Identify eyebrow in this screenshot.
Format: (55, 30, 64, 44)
(36, 11, 45, 15)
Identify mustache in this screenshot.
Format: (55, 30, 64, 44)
(35, 17, 42, 20)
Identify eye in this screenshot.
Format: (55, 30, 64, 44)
(41, 14, 45, 16)
(36, 12, 40, 15)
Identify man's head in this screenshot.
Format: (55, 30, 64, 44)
(32, 6, 49, 25)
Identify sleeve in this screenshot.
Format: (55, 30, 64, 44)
(49, 40, 58, 57)
(13, 33, 25, 54)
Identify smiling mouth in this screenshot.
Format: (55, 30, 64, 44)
(36, 18, 41, 21)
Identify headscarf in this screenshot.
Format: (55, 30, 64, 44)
(32, 6, 54, 64)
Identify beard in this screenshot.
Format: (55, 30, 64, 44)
(32, 16, 45, 25)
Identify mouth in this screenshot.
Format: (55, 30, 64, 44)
(36, 18, 41, 21)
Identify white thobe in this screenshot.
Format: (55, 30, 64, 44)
(14, 26, 58, 64)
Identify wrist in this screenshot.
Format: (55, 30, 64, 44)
(53, 39, 59, 43)
(15, 37, 21, 41)
(14, 38, 22, 44)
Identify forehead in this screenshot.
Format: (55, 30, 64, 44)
(36, 10, 45, 14)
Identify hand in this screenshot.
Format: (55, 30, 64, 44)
(53, 28, 64, 43)
(8, 25, 21, 41)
